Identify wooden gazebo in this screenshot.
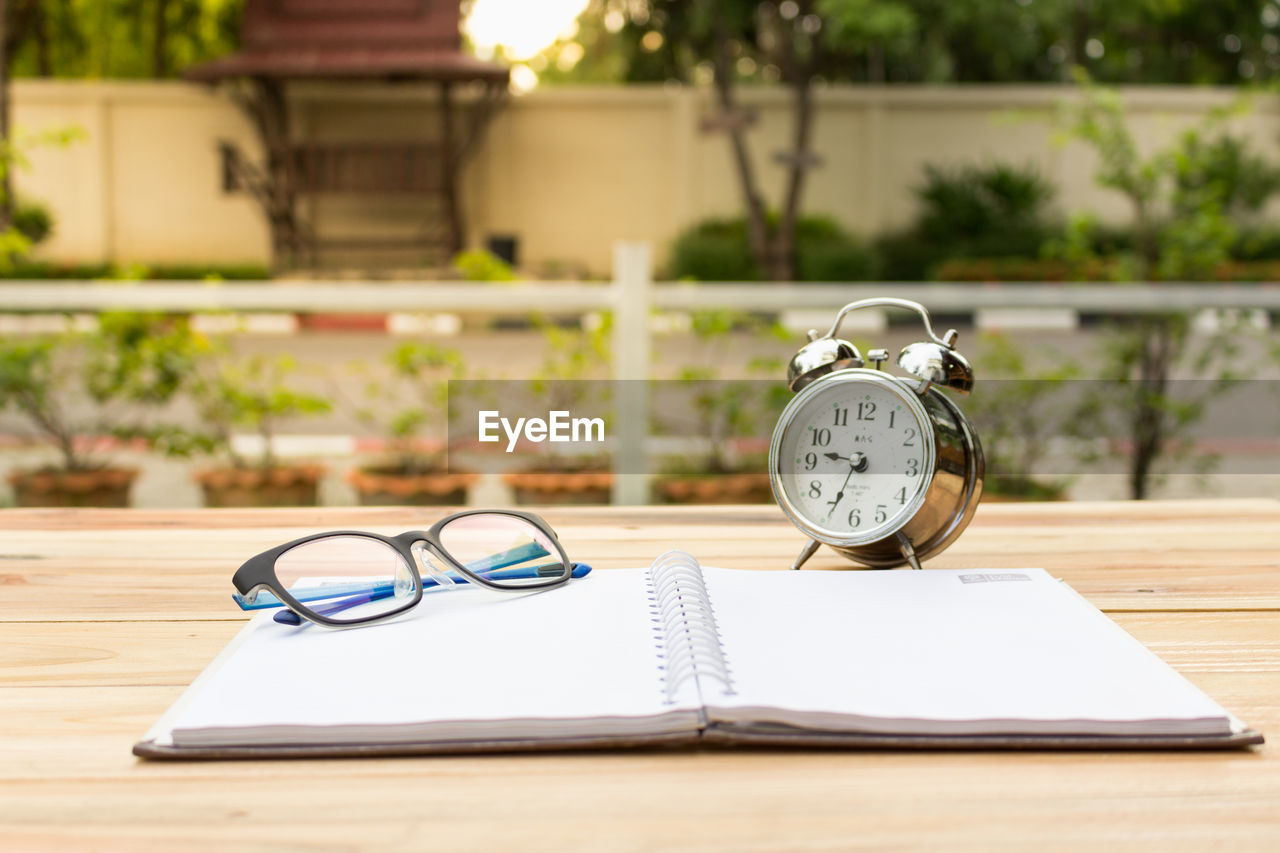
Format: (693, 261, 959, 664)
(187, 0, 508, 269)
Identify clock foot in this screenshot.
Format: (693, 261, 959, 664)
(791, 538, 822, 571)
(896, 532, 923, 570)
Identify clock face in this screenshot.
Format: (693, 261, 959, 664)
(773, 372, 933, 544)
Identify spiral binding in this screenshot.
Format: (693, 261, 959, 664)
(646, 550, 735, 704)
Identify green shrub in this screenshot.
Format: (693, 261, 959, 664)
(1172, 132, 1280, 219)
(876, 161, 1057, 280)
(795, 237, 876, 281)
(794, 216, 876, 281)
(0, 261, 269, 280)
(1082, 223, 1135, 257)
(1231, 225, 1280, 261)
(916, 162, 1055, 241)
(668, 217, 760, 281)
(870, 230, 943, 281)
(143, 264, 269, 281)
(1061, 222, 1280, 266)
(13, 200, 54, 246)
(668, 214, 874, 282)
(452, 249, 515, 282)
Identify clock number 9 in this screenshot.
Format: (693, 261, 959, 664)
(804, 452, 817, 471)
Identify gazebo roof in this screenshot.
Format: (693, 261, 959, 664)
(185, 0, 508, 83)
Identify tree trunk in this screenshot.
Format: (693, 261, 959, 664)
(868, 45, 885, 84)
(769, 5, 822, 282)
(768, 77, 813, 281)
(1128, 316, 1175, 500)
(710, 20, 770, 278)
(151, 0, 170, 79)
(33, 0, 50, 77)
(0, 0, 13, 230)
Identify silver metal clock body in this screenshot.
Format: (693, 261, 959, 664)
(770, 298, 984, 570)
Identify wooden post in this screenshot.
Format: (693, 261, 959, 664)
(611, 242, 652, 505)
(439, 81, 462, 255)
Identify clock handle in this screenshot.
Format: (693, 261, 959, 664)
(824, 298, 955, 349)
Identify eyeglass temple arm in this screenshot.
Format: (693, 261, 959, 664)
(233, 540, 556, 611)
(234, 562, 592, 622)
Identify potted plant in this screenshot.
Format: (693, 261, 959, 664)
(502, 316, 615, 505)
(150, 345, 333, 508)
(345, 342, 477, 506)
(0, 312, 198, 507)
(653, 310, 788, 504)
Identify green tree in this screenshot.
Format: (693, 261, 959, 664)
(1054, 73, 1256, 499)
(8, 0, 242, 80)
(0, 312, 204, 472)
(542, 0, 1280, 87)
(546, 1, 864, 281)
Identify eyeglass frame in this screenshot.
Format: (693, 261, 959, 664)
(231, 509, 577, 628)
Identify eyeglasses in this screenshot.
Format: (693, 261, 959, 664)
(230, 509, 589, 628)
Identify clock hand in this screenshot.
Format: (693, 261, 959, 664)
(826, 467, 856, 518)
(824, 451, 869, 472)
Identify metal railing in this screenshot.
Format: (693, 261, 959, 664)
(3, 241, 1280, 503)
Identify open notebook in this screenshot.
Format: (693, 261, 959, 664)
(135, 552, 1261, 758)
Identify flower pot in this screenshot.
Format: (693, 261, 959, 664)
(194, 465, 325, 508)
(6, 467, 137, 508)
(654, 472, 774, 505)
(346, 467, 477, 506)
(502, 471, 614, 505)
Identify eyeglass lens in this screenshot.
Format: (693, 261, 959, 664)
(437, 514, 569, 588)
(274, 535, 418, 624)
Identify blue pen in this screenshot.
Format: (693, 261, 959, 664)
(266, 562, 593, 625)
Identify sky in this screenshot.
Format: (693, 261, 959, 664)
(465, 0, 590, 62)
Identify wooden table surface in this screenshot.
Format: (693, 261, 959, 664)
(1, 499, 1277, 851)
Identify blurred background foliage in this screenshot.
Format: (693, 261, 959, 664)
(669, 124, 1280, 284)
(6, 0, 242, 80)
(8, 0, 1280, 285)
(7, 1, 1280, 87)
(669, 214, 875, 281)
(874, 162, 1058, 281)
(539, 0, 1280, 87)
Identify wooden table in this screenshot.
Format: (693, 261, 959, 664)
(1, 499, 1277, 850)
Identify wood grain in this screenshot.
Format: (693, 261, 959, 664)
(0, 501, 1277, 850)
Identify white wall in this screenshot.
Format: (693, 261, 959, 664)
(13, 81, 1278, 274)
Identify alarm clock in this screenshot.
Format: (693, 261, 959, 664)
(768, 298, 984, 571)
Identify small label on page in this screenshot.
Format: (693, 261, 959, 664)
(958, 572, 1033, 584)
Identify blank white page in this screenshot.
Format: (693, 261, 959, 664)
(700, 567, 1231, 736)
(160, 569, 700, 747)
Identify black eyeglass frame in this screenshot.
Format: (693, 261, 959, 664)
(231, 509, 573, 628)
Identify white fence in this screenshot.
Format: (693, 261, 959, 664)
(3, 241, 1280, 503)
